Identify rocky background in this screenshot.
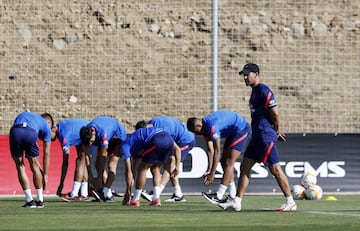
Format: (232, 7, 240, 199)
(0, 0, 359, 133)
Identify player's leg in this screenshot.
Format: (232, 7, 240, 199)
(94, 146, 108, 188)
(218, 157, 256, 211)
(28, 156, 45, 207)
(101, 155, 120, 201)
(150, 163, 163, 205)
(160, 157, 172, 189)
(13, 156, 36, 207)
(269, 162, 296, 211)
(79, 153, 89, 199)
(10, 127, 37, 207)
(77, 149, 89, 200)
(221, 148, 240, 197)
(130, 161, 152, 206)
(237, 157, 256, 198)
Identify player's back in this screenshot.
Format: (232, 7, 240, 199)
(203, 110, 248, 138)
(57, 118, 89, 147)
(149, 116, 194, 144)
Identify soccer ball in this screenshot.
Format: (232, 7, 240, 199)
(304, 184, 323, 200)
(291, 184, 305, 200)
(300, 172, 317, 188)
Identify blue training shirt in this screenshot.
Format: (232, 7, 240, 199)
(86, 116, 127, 147)
(56, 118, 89, 154)
(148, 116, 194, 146)
(202, 110, 248, 141)
(12, 112, 52, 142)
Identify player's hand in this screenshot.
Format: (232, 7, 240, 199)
(203, 173, 214, 186)
(203, 170, 211, 177)
(171, 167, 179, 178)
(277, 131, 287, 142)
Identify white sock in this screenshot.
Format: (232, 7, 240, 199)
(152, 186, 162, 200)
(80, 182, 88, 197)
(24, 189, 33, 202)
(132, 189, 142, 201)
(174, 185, 183, 197)
(71, 181, 81, 197)
(228, 181, 236, 199)
(36, 188, 43, 202)
(217, 184, 227, 199)
(286, 196, 295, 204)
(234, 196, 242, 204)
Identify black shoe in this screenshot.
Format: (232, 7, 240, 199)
(22, 200, 36, 208)
(201, 192, 228, 205)
(165, 193, 186, 202)
(99, 190, 115, 202)
(141, 190, 153, 202)
(35, 200, 44, 208)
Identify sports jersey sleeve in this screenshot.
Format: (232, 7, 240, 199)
(121, 142, 132, 160)
(263, 86, 277, 109)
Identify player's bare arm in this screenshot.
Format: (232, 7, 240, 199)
(269, 106, 286, 142)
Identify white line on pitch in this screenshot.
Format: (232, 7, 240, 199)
(306, 211, 360, 217)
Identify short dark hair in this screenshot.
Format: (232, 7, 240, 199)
(41, 112, 54, 128)
(186, 117, 197, 133)
(80, 126, 93, 145)
(135, 120, 148, 130)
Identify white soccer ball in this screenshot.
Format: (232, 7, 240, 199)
(291, 184, 306, 200)
(300, 172, 317, 188)
(304, 184, 323, 200)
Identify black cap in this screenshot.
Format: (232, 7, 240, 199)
(239, 63, 260, 75)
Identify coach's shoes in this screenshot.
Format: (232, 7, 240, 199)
(276, 202, 297, 211)
(141, 190, 153, 202)
(22, 200, 37, 208)
(165, 193, 186, 202)
(129, 200, 140, 207)
(202, 192, 227, 205)
(35, 200, 44, 208)
(150, 198, 161, 206)
(218, 198, 241, 211)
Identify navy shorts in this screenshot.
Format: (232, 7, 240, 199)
(223, 123, 251, 153)
(244, 137, 280, 165)
(141, 131, 174, 163)
(9, 125, 39, 158)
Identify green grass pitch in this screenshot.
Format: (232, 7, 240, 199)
(0, 195, 359, 231)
